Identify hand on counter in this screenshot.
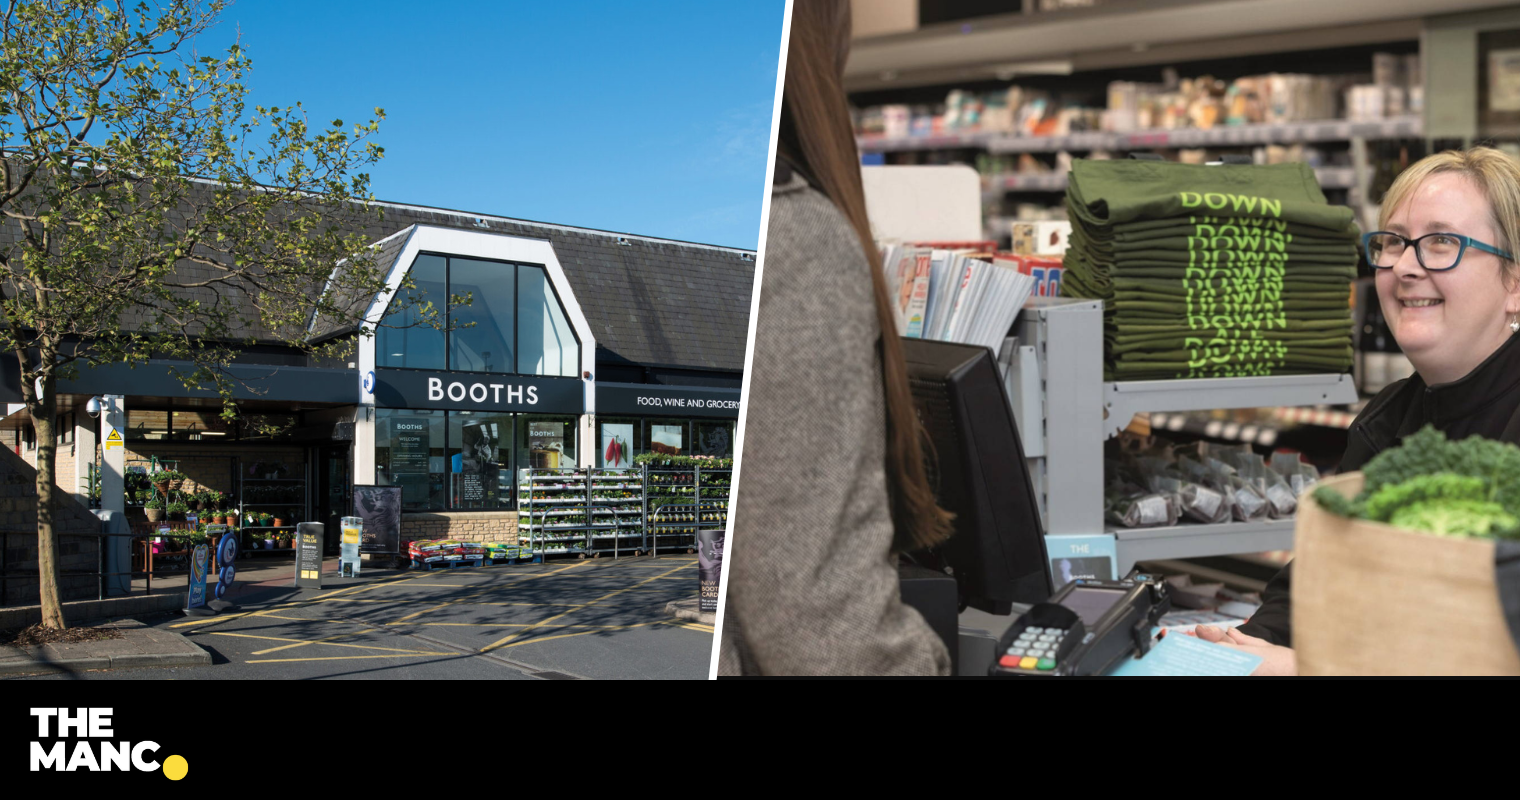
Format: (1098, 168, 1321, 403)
(1190, 625, 1298, 676)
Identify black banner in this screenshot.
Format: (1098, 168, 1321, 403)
(373, 368, 583, 413)
(597, 382, 741, 418)
(353, 485, 402, 554)
(698, 528, 724, 613)
(295, 522, 324, 588)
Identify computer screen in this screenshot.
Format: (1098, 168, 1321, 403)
(901, 337, 1053, 614)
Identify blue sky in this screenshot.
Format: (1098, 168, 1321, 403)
(197, 1, 785, 250)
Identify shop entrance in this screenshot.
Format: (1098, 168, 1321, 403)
(314, 443, 352, 555)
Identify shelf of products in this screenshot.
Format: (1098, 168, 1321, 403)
(983, 165, 1357, 195)
(862, 116, 1423, 154)
(518, 468, 645, 557)
(643, 464, 731, 554)
(1103, 373, 1359, 439)
(237, 458, 308, 554)
(1014, 298, 1353, 574)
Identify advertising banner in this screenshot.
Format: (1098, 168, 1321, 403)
(353, 485, 403, 554)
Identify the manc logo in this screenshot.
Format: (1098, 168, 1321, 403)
(27, 708, 188, 779)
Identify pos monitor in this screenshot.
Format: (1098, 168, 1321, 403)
(901, 338, 1053, 615)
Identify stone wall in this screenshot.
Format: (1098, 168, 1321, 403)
(0, 444, 103, 607)
(401, 512, 519, 544)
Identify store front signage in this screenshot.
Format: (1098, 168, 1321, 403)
(372, 368, 583, 413)
(597, 382, 741, 418)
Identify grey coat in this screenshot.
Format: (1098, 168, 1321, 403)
(716, 172, 952, 676)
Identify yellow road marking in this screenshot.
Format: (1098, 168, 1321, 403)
(168, 601, 308, 630)
(392, 561, 589, 623)
(488, 621, 667, 649)
(251, 613, 366, 623)
(394, 622, 651, 629)
(247, 654, 449, 663)
(481, 562, 691, 652)
(210, 631, 442, 655)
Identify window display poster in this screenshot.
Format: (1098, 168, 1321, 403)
(353, 485, 402, 554)
(602, 423, 634, 468)
(461, 420, 498, 473)
(528, 421, 567, 468)
(650, 424, 683, 456)
(693, 423, 732, 457)
(1491, 49, 1520, 112)
(390, 417, 431, 473)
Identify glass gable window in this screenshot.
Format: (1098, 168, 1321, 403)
(377, 254, 448, 370)
(374, 253, 579, 377)
(449, 258, 516, 373)
(517, 266, 578, 377)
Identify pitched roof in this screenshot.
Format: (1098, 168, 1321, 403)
(346, 203, 756, 373)
(2, 174, 756, 373)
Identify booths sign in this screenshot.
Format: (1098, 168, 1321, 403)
(371, 368, 583, 413)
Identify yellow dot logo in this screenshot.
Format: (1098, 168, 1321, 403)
(163, 755, 188, 781)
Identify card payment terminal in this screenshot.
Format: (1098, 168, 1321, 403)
(988, 576, 1171, 676)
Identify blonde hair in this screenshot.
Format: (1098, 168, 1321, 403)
(1379, 146, 1520, 282)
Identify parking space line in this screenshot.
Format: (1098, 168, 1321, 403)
(487, 620, 669, 649)
(252, 631, 363, 655)
(480, 561, 693, 652)
(403, 622, 642, 629)
(252, 613, 366, 623)
(247, 653, 450, 664)
(389, 561, 590, 624)
(209, 631, 447, 655)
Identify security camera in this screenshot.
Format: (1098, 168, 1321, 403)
(86, 396, 101, 418)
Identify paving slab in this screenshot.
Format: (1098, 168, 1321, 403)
(0, 617, 210, 675)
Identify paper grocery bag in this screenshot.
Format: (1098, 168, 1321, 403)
(1293, 472, 1520, 676)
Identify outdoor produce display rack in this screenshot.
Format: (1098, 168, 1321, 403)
(643, 464, 730, 557)
(519, 468, 646, 558)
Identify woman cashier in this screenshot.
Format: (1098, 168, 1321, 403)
(1196, 146, 1520, 675)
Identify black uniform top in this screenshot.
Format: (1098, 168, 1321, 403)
(1238, 330, 1520, 646)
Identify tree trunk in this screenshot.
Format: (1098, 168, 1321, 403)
(33, 373, 64, 630)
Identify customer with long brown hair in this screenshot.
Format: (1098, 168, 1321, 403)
(717, 0, 955, 676)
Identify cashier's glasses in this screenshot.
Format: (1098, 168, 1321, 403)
(1363, 231, 1515, 271)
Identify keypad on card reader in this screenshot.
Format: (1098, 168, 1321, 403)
(998, 626, 1065, 671)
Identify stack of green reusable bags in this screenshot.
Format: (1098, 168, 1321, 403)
(1061, 159, 1357, 381)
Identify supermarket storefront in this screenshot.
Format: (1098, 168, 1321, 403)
(4, 213, 749, 551)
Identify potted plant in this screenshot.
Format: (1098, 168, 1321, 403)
(272, 514, 286, 528)
(258, 511, 273, 527)
(166, 500, 189, 520)
(144, 495, 165, 522)
(279, 532, 293, 548)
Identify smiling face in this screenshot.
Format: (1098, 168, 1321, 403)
(1375, 172, 1520, 386)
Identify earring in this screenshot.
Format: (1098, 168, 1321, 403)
(1512, 315, 1519, 334)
